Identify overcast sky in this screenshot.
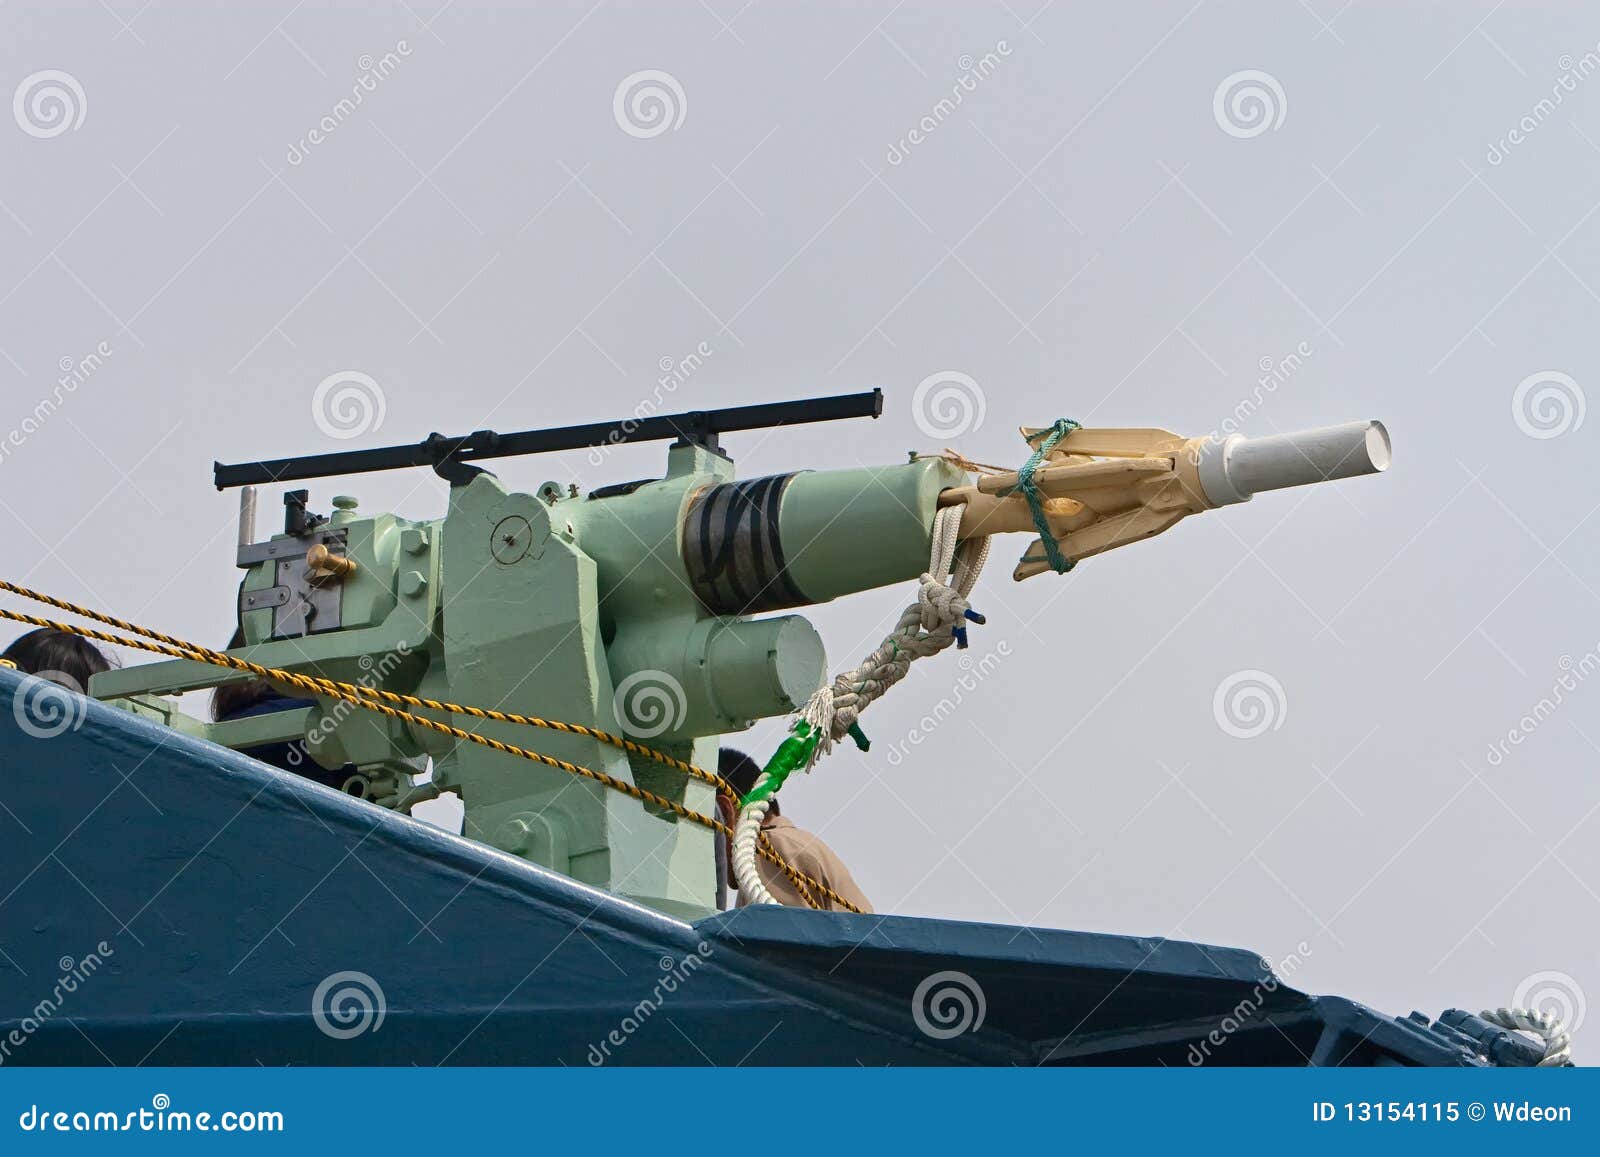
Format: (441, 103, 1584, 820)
(2, 0, 1597, 1035)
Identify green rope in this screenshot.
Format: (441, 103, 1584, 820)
(743, 720, 820, 807)
(1008, 418, 1080, 574)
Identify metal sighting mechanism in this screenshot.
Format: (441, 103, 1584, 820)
(89, 385, 1390, 920)
(212, 389, 885, 489)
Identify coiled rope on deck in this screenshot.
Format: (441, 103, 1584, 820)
(1480, 1006, 1576, 1067)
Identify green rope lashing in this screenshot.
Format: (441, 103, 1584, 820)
(1010, 417, 1080, 574)
(743, 720, 820, 807)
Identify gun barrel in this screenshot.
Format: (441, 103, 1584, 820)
(1196, 420, 1390, 507)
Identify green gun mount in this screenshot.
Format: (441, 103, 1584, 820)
(93, 390, 972, 918)
(91, 390, 1391, 919)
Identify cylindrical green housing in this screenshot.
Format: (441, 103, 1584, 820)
(782, 458, 967, 602)
(607, 613, 826, 738)
(681, 457, 966, 613)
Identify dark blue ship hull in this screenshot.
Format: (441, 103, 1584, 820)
(0, 669, 1503, 1066)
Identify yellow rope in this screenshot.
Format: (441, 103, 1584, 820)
(917, 448, 1010, 476)
(0, 579, 708, 784)
(0, 583, 861, 914)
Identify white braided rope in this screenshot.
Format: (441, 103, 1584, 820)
(1480, 1006, 1575, 1066)
(732, 505, 988, 906)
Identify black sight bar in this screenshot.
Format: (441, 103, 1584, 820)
(214, 389, 883, 490)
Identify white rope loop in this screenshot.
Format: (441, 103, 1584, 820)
(730, 505, 988, 907)
(1480, 1006, 1575, 1067)
(730, 775, 779, 905)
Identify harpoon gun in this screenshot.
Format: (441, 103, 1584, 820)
(90, 390, 1388, 915)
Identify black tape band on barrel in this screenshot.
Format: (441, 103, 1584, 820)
(684, 473, 809, 615)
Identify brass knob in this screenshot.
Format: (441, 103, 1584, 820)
(306, 544, 357, 580)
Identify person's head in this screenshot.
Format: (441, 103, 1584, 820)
(211, 626, 275, 721)
(1, 629, 113, 691)
(718, 748, 777, 817)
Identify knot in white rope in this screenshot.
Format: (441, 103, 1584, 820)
(916, 572, 967, 634)
(729, 504, 990, 907)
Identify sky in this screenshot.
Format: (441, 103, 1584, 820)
(2, 0, 1597, 1040)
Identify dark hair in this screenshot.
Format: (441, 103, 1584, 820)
(718, 748, 776, 812)
(718, 748, 761, 795)
(1, 628, 114, 690)
(211, 626, 276, 721)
